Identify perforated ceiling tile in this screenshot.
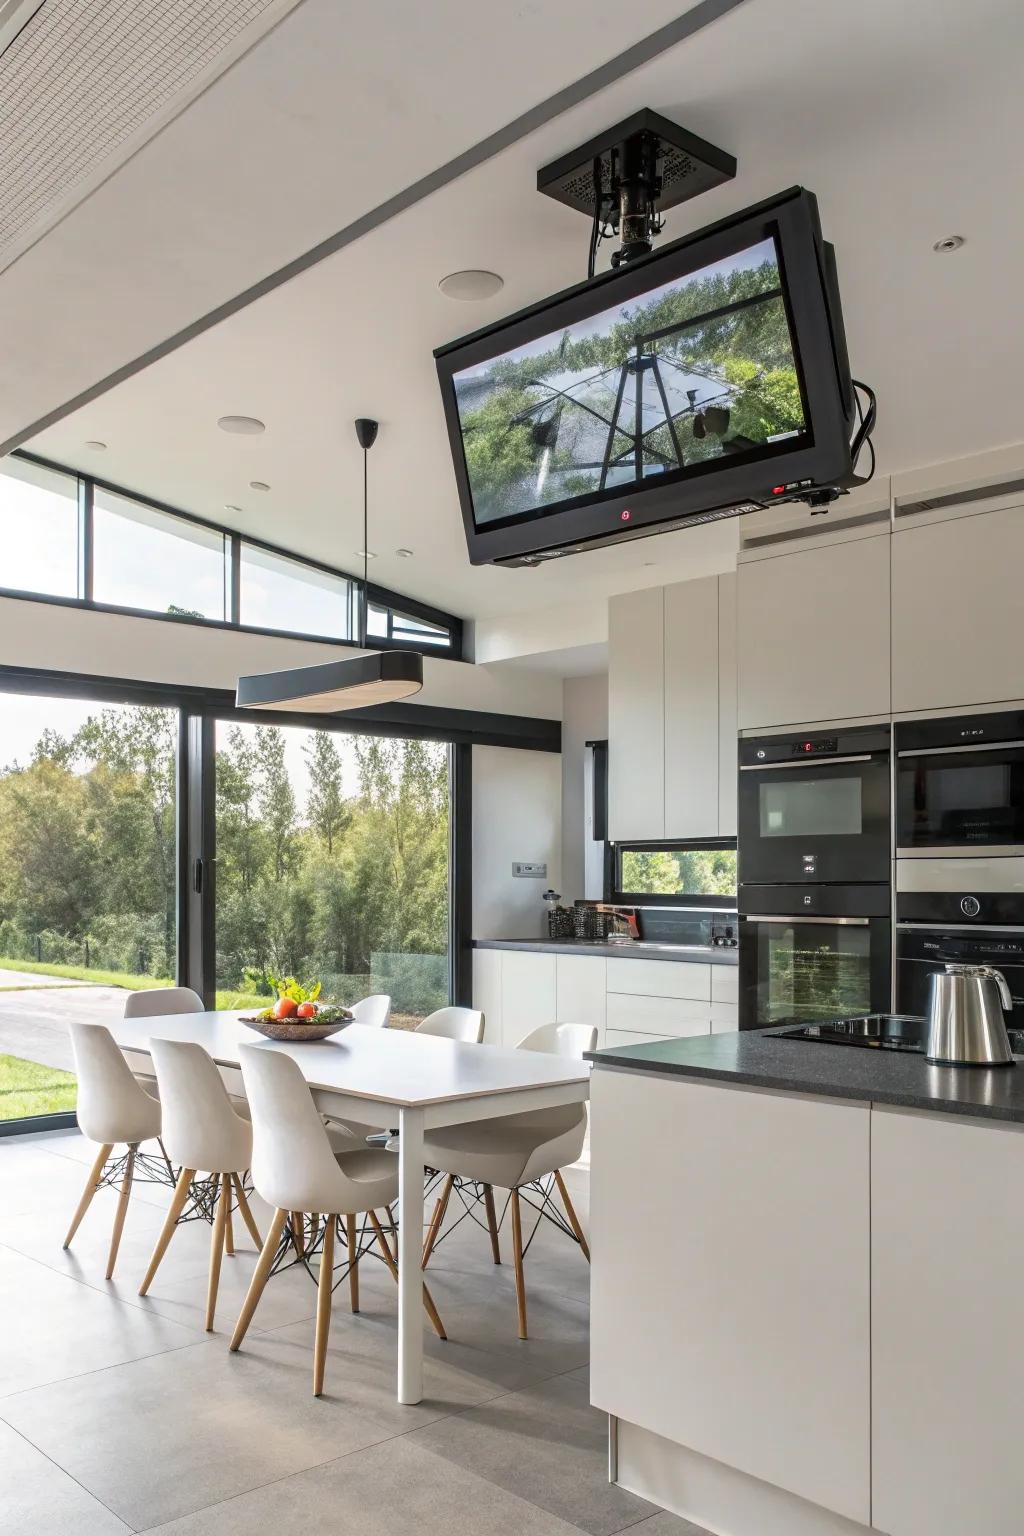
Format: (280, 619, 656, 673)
(0, 0, 280, 261)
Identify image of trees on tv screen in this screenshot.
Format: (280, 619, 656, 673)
(454, 237, 807, 526)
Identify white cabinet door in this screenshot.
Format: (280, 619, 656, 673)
(556, 954, 606, 1044)
(608, 587, 665, 842)
(737, 533, 891, 728)
(710, 965, 738, 1005)
(498, 951, 556, 1049)
(604, 1028, 674, 1049)
(872, 1107, 1024, 1536)
(606, 957, 711, 1000)
(472, 949, 503, 1046)
(892, 505, 1024, 712)
(606, 993, 710, 1037)
(590, 1071, 871, 1524)
(718, 571, 738, 837)
(664, 576, 719, 840)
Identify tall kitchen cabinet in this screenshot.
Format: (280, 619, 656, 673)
(608, 573, 737, 843)
(737, 527, 890, 729)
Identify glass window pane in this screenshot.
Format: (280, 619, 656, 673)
(93, 490, 227, 619)
(0, 459, 79, 598)
(240, 544, 355, 640)
(619, 846, 737, 898)
(390, 610, 451, 647)
(0, 691, 180, 1125)
(214, 721, 451, 1024)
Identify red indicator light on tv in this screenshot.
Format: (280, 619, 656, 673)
(620, 509, 631, 521)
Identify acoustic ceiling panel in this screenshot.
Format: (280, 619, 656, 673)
(0, 0, 281, 263)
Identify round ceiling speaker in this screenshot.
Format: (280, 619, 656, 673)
(438, 269, 504, 301)
(217, 415, 265, 434)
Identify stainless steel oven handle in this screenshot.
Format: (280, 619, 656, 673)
(742, 915, 870, 926)
(739, 754, 873, 771)
(897, 741, 1024, 758)
(897, 922, 1024, 934)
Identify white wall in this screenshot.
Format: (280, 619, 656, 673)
(0, 594, 563, 720)
(561, 672, 608, 905)
(472, 745, 562, 940)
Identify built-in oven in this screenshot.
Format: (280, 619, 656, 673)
(738, 726, 890, 886)
(895, 709, 1024, 856)
(895, 859, 1024, 1034)
(738, 884, 891, 1029)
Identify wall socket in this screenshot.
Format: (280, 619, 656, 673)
(512, 861, 547, 879)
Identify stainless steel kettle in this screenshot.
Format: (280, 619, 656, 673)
(925, 963, 1015, 1067)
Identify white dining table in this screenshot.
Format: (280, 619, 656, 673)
(110, 1011, 590, 1404)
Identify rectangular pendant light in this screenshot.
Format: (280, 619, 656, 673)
(236, 651, 423, 713)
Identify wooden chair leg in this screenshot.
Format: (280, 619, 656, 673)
(368, 1209, 447, 1341)
(139, 1167, 195, 1295)
(232, 1175, 262, 1250)
(346, 1214, 359, 1312)
(511, 1188, 528, 1340)
(224, 1184, 235, 1257)
(421, 1174, 454, 1267)
(483, 1183, 501, 1265)
(230, 1208, 286, 1352)
(205, 1173, 230, 1331)
(553, 1169, 590, 1262)
(291, 1211, 305, 1257)
(106, 1147, 136, 1280)
(314, 1214, 336, 1396)
(63, 1142, 113, 1249)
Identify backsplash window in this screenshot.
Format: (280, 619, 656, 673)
(615, 841, 737, 903)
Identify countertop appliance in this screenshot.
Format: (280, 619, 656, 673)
(896, 709, 1024, 856)
(738, 725, 890, 886)
(773, 1012, 1024, 1056)
(924, 963, 1015, 1066)
(895, 875, 1024, 1038)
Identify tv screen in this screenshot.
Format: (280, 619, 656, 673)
(436, 189, 858, 566)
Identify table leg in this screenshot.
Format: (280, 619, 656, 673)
(397, 1105, 424, 1405)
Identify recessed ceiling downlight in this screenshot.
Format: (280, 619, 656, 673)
(395, 547, 414, 558)
(217, 415, 265, 434)
(438, 269, 504, 301)
(933, 235, 966, 253)
(249, 480, 270, 491)
(84, 440, 106, 450)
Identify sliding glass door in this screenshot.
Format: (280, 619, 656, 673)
(0, 689, 179, 1127)
(214, 720, 451, 1025)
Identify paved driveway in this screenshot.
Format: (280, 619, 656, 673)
(0, 986, 128, 1074)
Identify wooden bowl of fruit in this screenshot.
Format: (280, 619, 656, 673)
(240, 978, 354, 1042)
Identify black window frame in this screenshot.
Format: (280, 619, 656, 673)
(608, 836, 739, 909)
(3, 450, 464, 658)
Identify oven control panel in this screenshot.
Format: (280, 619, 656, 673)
(740, 725, 889, 766)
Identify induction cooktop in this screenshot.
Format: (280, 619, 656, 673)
(772, 1015, 930, 1051)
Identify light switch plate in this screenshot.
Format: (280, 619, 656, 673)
(512, 862, 547, 878)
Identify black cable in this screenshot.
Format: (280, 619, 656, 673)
(587, 155, 602, 280)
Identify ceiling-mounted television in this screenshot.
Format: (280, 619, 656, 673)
(435, 188, 869, 567)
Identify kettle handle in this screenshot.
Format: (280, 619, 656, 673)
(984, 966, 1014, 1012)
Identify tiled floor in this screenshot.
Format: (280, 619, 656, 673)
(0, 1129, 708, 1536)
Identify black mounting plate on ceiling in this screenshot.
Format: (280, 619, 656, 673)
(537, 108, 735, 219)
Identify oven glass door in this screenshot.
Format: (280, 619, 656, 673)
(897, 746, 1024, 853)
(738, 758, 890, 884)
(740, 915, 891, 1027)
(896, 927, 1024, 1031)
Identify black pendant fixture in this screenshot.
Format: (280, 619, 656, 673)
(236, 419, 424, 714)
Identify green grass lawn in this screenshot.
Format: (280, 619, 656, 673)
(0, 1053, 77, 1119)
(0, 957, 262, 1012)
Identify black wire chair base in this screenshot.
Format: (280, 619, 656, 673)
(97, 1145, 175, 1193)
(427, 1172, 583, 1262)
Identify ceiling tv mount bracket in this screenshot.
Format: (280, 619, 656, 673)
(537, 109, 736, 274)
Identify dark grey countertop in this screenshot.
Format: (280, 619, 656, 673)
(586, 1028, 1024, 1124)
(472, 937, 739, 966)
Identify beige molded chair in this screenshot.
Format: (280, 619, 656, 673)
(415, 1006, 485, 1044)
(349, 994, 391, 1029)
(231, 1043, 446, 1396)
(122, 987, 205, 1096)
(421, 1022, 596, 1339)
(64, 1022, 163, 1278)
(139, 1039, 262, 1330)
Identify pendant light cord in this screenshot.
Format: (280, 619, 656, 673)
(361, 445, 368, 647)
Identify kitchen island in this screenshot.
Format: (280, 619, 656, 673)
(587, 1029, 1024, 1536)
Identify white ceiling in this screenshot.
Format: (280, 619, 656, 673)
(15, 0, 1024, 630)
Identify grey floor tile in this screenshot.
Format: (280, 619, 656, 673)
(620, 1516, 713, 1534)
(0, 1318, 414, 1529)
(0, 1247, 209, 1397)
(411, 1369, 656, 1536)
(0, 1419, 131, 1536)
(136, 1431, 591, 1536)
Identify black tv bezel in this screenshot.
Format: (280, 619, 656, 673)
(435, 187, 855, 567)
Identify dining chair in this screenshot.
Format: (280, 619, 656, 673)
(421, 1022, 596, 1339)
(415, 1006, 485, 1044)
(122, 987, 204, 1097)
(63, 1022, 163, 1278)
(349, 994, 392, 1028)
(231, 1043, 446, 1396)
(138, 1039, 263, 1330)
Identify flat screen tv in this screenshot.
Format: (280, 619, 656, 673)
(435, 187, 864, 566)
